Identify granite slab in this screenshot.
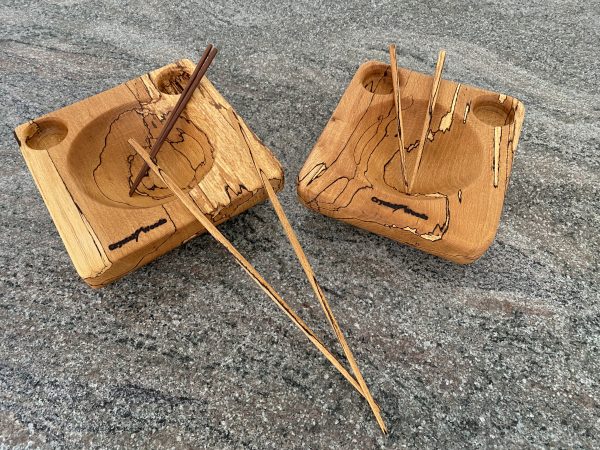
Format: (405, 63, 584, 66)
(0, 0, 598, 448)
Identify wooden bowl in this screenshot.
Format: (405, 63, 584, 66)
(15, 60, 283, 286)
(297, 60, 524, 263)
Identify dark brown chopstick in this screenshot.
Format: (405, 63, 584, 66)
(128, 44, 218, 196)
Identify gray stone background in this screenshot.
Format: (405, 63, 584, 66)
(1, 0, 599, 448)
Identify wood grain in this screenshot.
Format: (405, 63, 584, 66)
(297, 59, 524, 263)
(14, 59, 283, 287)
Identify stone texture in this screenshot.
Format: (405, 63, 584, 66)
(0, 0, 598, 448)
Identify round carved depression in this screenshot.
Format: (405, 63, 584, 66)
(24, 118, 68, 150)
(67, 102, 214, 209)
(155, 66, 192, 95)
(472, 94, 516, 127)
(360, 63, 395, 95)
(364, 98, 483, 193)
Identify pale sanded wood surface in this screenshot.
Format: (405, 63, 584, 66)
(2, 1, 596, 447)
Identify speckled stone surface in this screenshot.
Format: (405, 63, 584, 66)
(1, 1, 599, 448)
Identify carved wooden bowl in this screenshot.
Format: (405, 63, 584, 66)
(15, 60, 283, 286)
(297, 60, 524, 263)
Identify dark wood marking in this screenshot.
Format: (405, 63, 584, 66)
(108, 218, 168, 250)
(371, 196, 429, 220)
(13, 130, 22, 146)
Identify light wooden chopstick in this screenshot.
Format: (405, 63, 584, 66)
(389, 44, 409, 193)
(408, 50, 446, 193)
(227, 109, 387, 433)
(128, 138, 371, 402)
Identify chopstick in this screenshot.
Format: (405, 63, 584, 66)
(228, 109, 387, 433)
(408, 50, 446, 193)
(128, 44, 218, 196)
(389, 44, 409, 193)
(128, 137, 373, 404)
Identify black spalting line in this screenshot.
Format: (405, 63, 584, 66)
(13, 130, 22, 146)
(108, 218, 168, 251)
(371, 196, 429, 220)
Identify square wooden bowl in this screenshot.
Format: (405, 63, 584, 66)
(297, 60, 524, 263)
(15, 59, 283, 287)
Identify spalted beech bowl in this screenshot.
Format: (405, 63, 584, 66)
(298, 61, 524, 263)
(15, 60, 283, 286)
